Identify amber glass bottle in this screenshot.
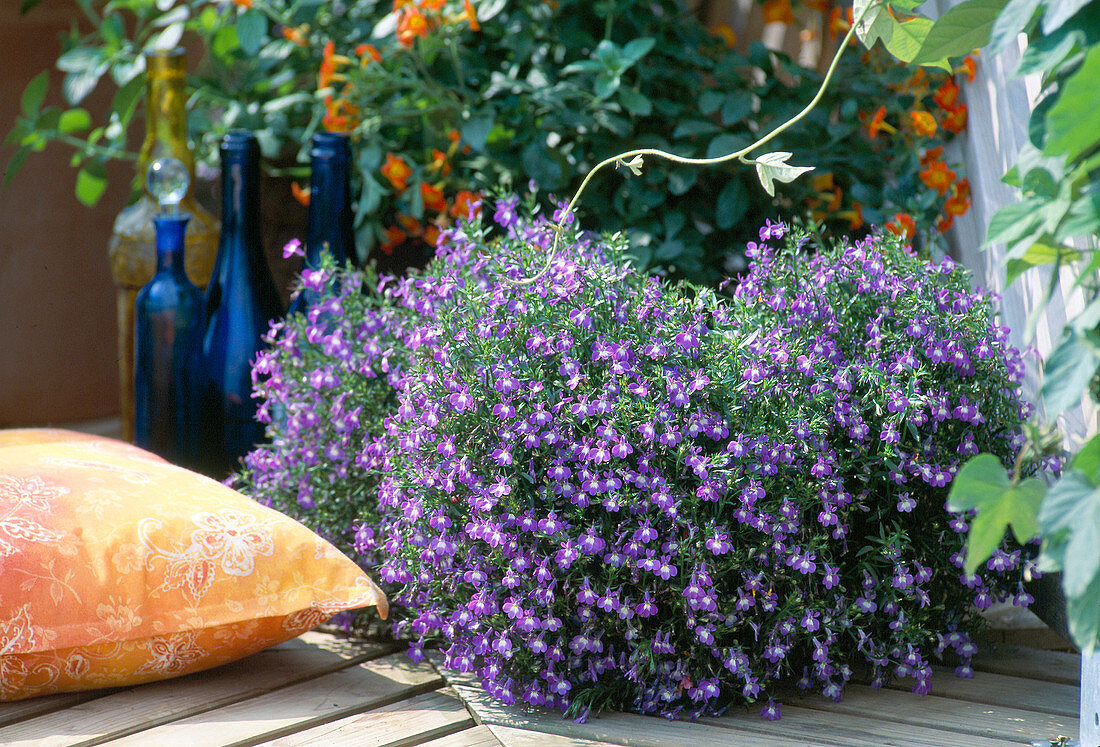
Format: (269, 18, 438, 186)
(108, 47, 219, 442)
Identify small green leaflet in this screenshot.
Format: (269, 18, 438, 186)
(753, 151, 813, 197)
(947, 453, 1043, 575)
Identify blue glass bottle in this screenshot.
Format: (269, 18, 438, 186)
(288, 131, 355, 314)
(199, 130, 283, 476)
(133, 211, 205, 467)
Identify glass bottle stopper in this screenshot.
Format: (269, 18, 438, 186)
(147, 157, 189, 215)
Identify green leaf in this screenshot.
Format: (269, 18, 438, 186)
(58, 108, 91, 134)
(621, 38, 656, 66)
(667, 169, 697, 196)
(716, 179, 748, 230)
(1004, 240, 1077, 285)
(698, 90, 724, 116)
(461, 115, 494, 152)
(1041, 331, 1100, 416)
(236, 9, 267, 58)
(720, 95, 752, 126)
(1043, 44, 1100, 162)
(1016, 28, 1082, 78)
(594, 72, 620, 100)
(1065, 573, 1100, 653)
(1039, 471, 1100, 597)
(673, 120, 722, 139)
(110, 75, 145, 128)
(984, 198, 1042, 247)
(4, 145, 31, 188)
(883, 17, 937, 63)
(948, 454, 1043, 574)
(62, 61, 107, 106)
(989, 0, 1041, 53)
(911, 0, 1009, 67)
(21, 71, 48, 117)
(754, 151, 813, 197)
(1070, 433, 1100, 486)
(1058, 191, 1100, 240)
(706, 133, 748, 160)
(56, 46, 103, 73)
(75, 161, 107, 207)
(1042, 0, 1092, 34)
(618, 88, 651, 116)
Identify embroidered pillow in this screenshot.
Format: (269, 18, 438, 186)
(0, 428, 387, 701)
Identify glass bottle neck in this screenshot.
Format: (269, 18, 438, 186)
(139, 50, 194, 198)
(306, 155, 353, 266)
(153, 214, 191, 273)
(220, 153, 262, 249)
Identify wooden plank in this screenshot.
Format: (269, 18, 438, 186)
(0, 636, 396, 747)
(971, 643, 1080, 686)
(430, 654, 812, 747)
(0, 692, 114, 729)
(263, 687, 474, 746)
(98, 652, 442, 746)
(701, 703, 1017, 747)
(884, 666, 1079, 717)
(489, 725, 655, 746)
(423, 725, 503, 746)
(791, 683, 1078, 744)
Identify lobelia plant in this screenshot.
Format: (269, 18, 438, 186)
(238, 201, 1035, 720)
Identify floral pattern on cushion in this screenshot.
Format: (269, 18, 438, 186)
(0, 429, 387, 701)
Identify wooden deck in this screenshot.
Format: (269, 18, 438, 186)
(0, 629, 1081, 746)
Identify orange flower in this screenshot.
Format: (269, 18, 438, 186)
(828, 6, 852, 38)
(424, 225, 441, 247)
(356, 43, 383, 63)
(462, 0, 480, 32)
(710, 23, 737, 48)
(397, 213, 423, 236)
(903, 68, 928, 95)
(420, 182, 447, 213)
(380, 225, 407, 255)
(421, 0, 446, 9)
(429, 149, 452, 176)
(944, 178, 971, 216)
(910, 110, 937, 138)
(886, 213, 916, 240)
(840, 201, 864, 231)
(291, 181, 310, 207)
(936, 214, 954, 232)
(319, 41, 344, 89)
(397, 5, 430, 47)
(282, 24, 309, 46)
(450, 190, 481, 220)
(762, 0, 795, 24)
(920, 159, 956, 195)
(381, 153, 412, 192)
(447, 129, 461, 143)
(233, 0, 252, 7)
(867, 106, 889, 138)
(919, 146, 944, 167)
(942, 104, 967, 134)
(958, 55, 977, 82)
(933, 79, 959, 110)
(323, 96, 360, 132)
(804, 0, 830, 11)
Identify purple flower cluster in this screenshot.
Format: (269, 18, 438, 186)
(237, 202, 1032, 721)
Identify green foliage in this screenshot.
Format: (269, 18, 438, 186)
(889, 0, 1100, 652)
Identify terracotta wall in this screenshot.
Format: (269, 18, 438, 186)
(0, 0, 130, 427)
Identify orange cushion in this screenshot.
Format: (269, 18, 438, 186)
(0, 428, 387, 701)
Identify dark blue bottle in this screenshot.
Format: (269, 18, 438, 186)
(289, 131, 355, 314)
(134, 213, 204, 467)
(199, 130, 283, 476)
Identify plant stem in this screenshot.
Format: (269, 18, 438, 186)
(508, 0, 879, 286)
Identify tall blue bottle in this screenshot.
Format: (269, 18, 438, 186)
(288, 131, 355, 314)
(200, 130, 283, 476)
(134, 212, 205, 467)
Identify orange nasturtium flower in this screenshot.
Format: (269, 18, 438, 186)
(232, 0, 252, 7)
(397, 5, 430, 47)
(910, 110, 937, 138)
(421, 0, 447, 10)
(762, 0, 795, 24)
(423, 224, 441, 247)
(381, 153, 413, 192)
(866, 106, 892, 138)
(428, 149, 452, 176)
(282, 24, 309, 46)
(944, 178, 971, 216)
(942, 104, 968, 134)
(837, 201, 864, 231)
(886, 212, 916, 240)
(319, 41, 351, 89)
(291, 181, 310, 207)
(420, 182, 448, 213)
(380, 225, 407, 255)
(936, 214, 955, 232)
(322, 96, 360, 132)
(356, 43, 383, 63)
(933, 79, 959, 110)
(461, 0, 481, 32)
(920, 159, 957, 195)
(958, 55, 977, 82)
(450, 190, 481, 220)
(828, 6, 853, 38)
(710, 23, 738, 48)
(919, 146, 944, 167)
